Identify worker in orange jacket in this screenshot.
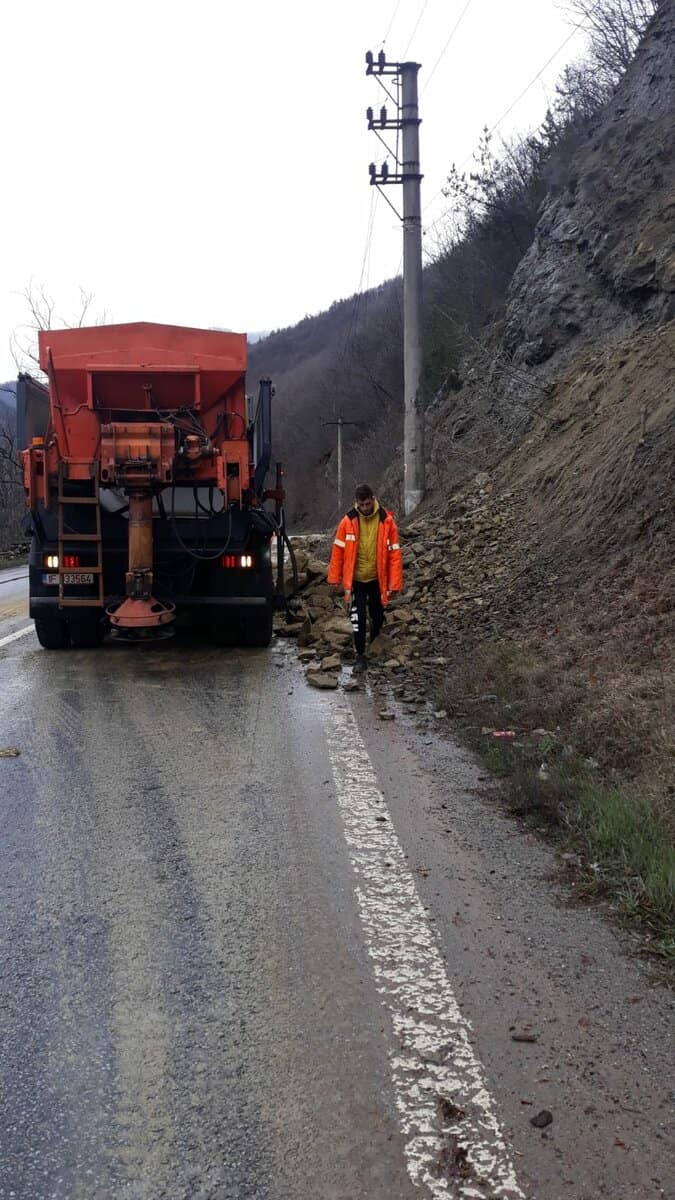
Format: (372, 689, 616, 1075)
(327, 483, 403, 672)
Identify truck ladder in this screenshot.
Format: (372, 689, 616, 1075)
(57, 465, 104, 609)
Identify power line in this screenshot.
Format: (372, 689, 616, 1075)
(483, 23, 585, 144)
(344, 190, 378, 365)
(381, 0, 403, 45)
(403, 0, 431, 58)
(421, 0, 475, 97)
(421, 4, 599, 232)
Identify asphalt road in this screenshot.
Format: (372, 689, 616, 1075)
(0, 596, 673, 1199)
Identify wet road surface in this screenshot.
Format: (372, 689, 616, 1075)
(0, 606, 673, 1199)
(0, 565, 29, 641)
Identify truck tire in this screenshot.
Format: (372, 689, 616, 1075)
(241, 602, 274, 647)
(34, 619, 70, 650)
(209, 615, 238, 647)
(69, 617, 104, 648)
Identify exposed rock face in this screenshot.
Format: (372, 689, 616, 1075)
(428, 2, 674, 517)
(504, 1, 674, 369)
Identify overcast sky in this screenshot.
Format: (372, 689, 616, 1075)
(0, 0, 588, 381)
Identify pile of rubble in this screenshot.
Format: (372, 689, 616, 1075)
(277, 476, 533, 698)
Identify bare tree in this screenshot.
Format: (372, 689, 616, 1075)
(1, 282, 106, 553)
(10, 281, 103, 379)
(0, 413, 24, 553)
(563, 0, 658, 87)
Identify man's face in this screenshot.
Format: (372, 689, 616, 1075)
(356, 495, 375, 515)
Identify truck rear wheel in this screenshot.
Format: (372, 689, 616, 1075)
(34, 619, 69, 650)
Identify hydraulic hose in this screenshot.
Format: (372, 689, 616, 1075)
(169, 484, 234, 561)
(250, 507, 298, 599)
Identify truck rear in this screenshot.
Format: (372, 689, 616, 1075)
(19, 321, 287, 648)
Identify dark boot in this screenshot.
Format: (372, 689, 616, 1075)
(352, 654, 368, 674)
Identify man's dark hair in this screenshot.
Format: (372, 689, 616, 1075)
(354, 483, 374, 501)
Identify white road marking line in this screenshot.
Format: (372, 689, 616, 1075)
(324, 701, 524, 1199)
(0, 624, 34, 650)
(0, 572, 29, 586)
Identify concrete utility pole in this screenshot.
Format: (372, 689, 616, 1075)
(366, 50, 424, 516)
(323, 415, 361, 514)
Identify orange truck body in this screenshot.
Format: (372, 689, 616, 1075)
(19, 322, 283, 647)
(25, 322, 251, 501)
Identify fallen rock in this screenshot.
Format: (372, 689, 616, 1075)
(321, 653, 342, 671)
(306, 671, 339, 689)
(530, 1110, 553, 1129)
(290, 548, 309, 574)
(367, 632, 398, 660)
(378, 710, 396, 720)
(320, 615, 353, 636)
(322, 631, 352, 651)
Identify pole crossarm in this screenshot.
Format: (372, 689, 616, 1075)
(365, 49, 401, 76)
(369, 167, 422, 185)
(367, 109, 420, 132)
(364, 54, 423, 190)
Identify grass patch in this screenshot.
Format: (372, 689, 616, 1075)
(572, 780, 674, 941)
(436, 639, 675, 970)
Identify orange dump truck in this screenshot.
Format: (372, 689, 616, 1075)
(18, 322, 288, 648)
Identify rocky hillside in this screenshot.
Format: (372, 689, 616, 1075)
(410, 1, 674, 799)
(428, 0, 673, 491)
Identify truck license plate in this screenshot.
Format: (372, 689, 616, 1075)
(42, 572, 95, 586)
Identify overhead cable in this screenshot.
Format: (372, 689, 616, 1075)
(403, 0, 431, 58)
(421, 2, 601, 232)
(421, 0, 475, 97)
(381, 0, 403, 45)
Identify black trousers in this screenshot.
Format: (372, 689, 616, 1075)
(350, 580, 384, 655)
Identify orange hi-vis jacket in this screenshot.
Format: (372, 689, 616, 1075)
(327, 506, 403, 605)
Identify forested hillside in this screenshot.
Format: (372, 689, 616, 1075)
(248, 282, 404, 527)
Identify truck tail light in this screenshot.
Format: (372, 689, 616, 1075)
(221, 554, 254, 569)
(43, 554, 81, 569)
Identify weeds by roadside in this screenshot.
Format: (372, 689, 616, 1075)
(435, 636, 675, 975)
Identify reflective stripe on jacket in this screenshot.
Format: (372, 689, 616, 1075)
(327, 505, 403, 605)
